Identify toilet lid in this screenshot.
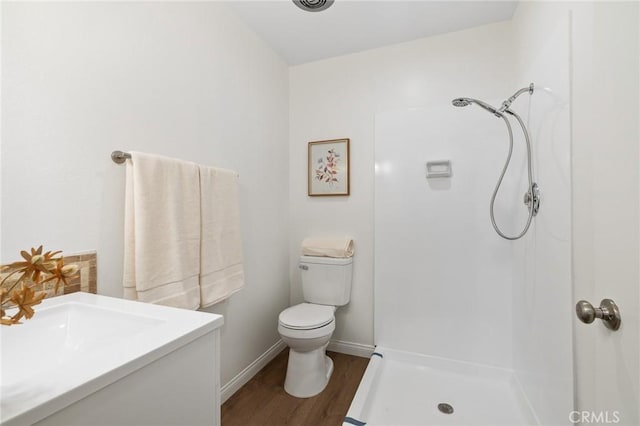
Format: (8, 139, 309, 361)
(279, 303, 335, 330)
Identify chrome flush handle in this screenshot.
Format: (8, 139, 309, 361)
(575, 299, 621, 331)
(298, 264, 308, 271)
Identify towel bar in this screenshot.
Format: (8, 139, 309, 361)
(111, 152, 240, 178)
(111, 151, 131, 164)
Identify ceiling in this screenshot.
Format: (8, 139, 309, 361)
(227, 1, 518, 65)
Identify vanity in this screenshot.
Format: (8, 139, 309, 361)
(0, 293, 224, 426)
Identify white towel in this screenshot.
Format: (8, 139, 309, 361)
(123, 152, 201, 310)
(301, 238, 354, 258)
(199, 165, 245, 307)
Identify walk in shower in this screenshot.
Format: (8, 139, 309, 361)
(345, 12, 573, 424)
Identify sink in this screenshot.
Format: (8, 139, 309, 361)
(2, 302, 164, 386)
(0, 292, 223, 426)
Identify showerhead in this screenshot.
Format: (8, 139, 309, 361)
(293, 0, 334, 12)
(451, 97, 502, 117)
(452, 98, 471, 107)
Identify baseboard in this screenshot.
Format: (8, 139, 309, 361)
(220, 339, 373, 403)
(328, 339, 375, 358)
(220, 339, 287, 403)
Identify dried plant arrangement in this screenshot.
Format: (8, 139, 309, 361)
(0, 246, 79, 325)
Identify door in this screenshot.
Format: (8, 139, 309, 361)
(571, 3, 640, 425)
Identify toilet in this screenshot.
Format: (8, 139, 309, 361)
(278, 255, 353, 398)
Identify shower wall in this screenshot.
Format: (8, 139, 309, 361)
(510, 3, 573, 425)
(374, 104, 518, 368)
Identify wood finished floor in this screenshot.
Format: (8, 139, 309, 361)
(222, 350, 369, 426)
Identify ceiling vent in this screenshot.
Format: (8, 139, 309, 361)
(292, 0, 334, 12)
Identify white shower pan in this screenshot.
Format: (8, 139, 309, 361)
(344, 346, 536, 426)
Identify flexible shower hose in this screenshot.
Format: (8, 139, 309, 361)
(490, 110, 536, 240)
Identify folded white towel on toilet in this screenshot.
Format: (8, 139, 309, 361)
(301, 238, 354, 258)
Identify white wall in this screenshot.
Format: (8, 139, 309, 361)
(511, 3, 573, 424)
(1, 2, 290, 387)
(289, 22, 514, 347)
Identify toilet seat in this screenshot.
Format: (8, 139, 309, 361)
(279, 303, 335, 330)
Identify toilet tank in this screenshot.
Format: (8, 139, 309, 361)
(299, 256, 353, 306)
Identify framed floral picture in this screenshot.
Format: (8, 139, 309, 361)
(308, 138, 350, 196)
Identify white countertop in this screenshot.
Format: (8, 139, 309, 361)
(0, 293, 223, 425)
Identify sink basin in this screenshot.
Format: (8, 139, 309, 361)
(2, 302, 164, 386)
(0, 292, 223, 426)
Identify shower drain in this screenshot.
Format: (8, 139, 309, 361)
(437, 403, 454, 414)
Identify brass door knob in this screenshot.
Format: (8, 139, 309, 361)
(575, 299, 621, 331)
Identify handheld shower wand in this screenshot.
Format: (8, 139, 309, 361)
(451, 97, 503, 117)
(451, 84, 540, 240)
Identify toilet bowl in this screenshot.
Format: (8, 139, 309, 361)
(278, 303, 336, 398)
(279, 255, 352, 397)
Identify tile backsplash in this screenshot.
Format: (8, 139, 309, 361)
(0, 251, 97, 298)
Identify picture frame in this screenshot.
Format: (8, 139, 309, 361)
(308, 138, 350, 196)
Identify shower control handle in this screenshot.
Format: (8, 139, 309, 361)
(575, 299, 621, 331)
(523, 183, 541, 216)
